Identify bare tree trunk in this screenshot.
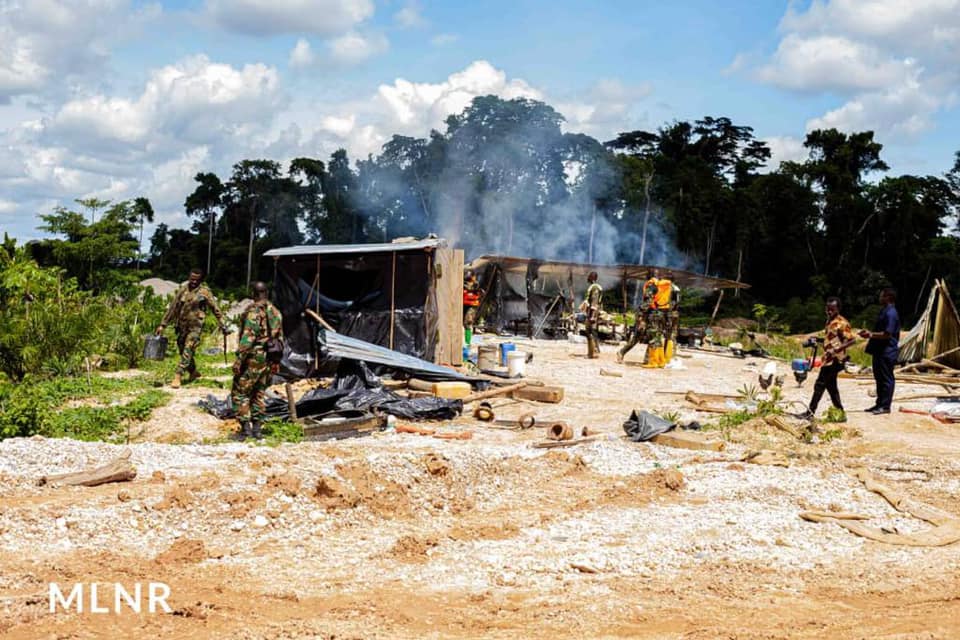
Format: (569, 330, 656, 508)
(137, 215, 144, 273)
(588, 204, 597, 263)
(640, 172, 653, 264)
(207, 209, 215, 276)
(734, 249, 742, 298)
(704, 217, 717, 275)
(246, 206, 256, 289)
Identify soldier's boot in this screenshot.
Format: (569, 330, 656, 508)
(239, 421, 252, 440)
(615, 348, 624, 364)
(186, 369, 201, 383)
(643, 347, 663, 368)
(170, 373, 182, 389)
(251, 421, 263, 440)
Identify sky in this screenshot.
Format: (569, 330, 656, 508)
(1, 0, 958, 243)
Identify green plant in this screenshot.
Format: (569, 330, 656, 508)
(737, 383, 760, 402)
(820, 428, 845, 443)
(260, 418, 304, 445)
(656, 410, 681, 424)
(821, 406, 847, 424)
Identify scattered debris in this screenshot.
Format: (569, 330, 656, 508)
(801, 468, 960, 546)
(38, 449, 137, 487)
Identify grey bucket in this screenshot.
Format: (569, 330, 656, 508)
(143, 335, 168, 361)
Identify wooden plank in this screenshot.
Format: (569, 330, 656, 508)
(512, 385, 564, 403)
(40, 450, 137, 487)
(433, 247, 464, 366)
(302, 414, 386, 441)
(650, 430, 725, 452)
(463, 381, 529, 404)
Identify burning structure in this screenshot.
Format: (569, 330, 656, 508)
(470, 255, 749, 338)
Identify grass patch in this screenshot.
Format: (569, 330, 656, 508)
(260, 418, 304, 446)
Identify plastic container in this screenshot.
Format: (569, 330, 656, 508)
(478, 345, 499, 370)
(507, 351, 526, 377)
(143, 335, 168, 361)
(499, 342, 516, 366)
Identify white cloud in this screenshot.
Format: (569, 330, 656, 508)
(763, 135, 808, 169)
(757, 34, 915, 94)
(289, 38, 315, 68)
(431, 33, 458, 47)
(43, 56, 283, 151)
(556, 79, 653, 139)
(327, 31, 389, 65)
(806, 78, 942, 136)
(394, 2, 426, 29)
(742, 0, 959, 142)
(0, 0, 161, 101)
(205, 0, 374, 36)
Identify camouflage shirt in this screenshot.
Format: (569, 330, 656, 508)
(642, 278, 658, 309)
(237, 301, 283, 357)
(823, 313, 855, 366)
(585, 282, 603, 311)
(161, 282, 225, 332)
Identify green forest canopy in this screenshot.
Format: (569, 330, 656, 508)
(21, 95, 960, 330)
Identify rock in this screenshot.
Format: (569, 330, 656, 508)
(308, 510, 324, 522)
(230, 520, 245, 532)
(253, 515, 269, 528)
(117, 488, 132, 502)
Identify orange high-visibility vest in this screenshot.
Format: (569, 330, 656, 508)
(654, 278, 672, 309)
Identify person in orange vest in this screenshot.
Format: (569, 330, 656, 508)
(463, 270, 482, 345)
(659, 271, 680, 363)
(643, 270, 671, 368)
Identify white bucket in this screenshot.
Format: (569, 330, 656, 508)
(478, 345, 499, 370)
(507, 351, 527, 377)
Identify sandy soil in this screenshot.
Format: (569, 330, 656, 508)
(1, 338, 959, 639)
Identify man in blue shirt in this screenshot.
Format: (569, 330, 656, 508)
(859, 288, 900, 414)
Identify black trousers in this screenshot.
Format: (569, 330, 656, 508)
(809, 361, 844, 413)
(872, 353, 896, 410)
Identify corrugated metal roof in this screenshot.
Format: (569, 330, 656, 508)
(264, 238, 443, 257)
(467, 255, 749, 290)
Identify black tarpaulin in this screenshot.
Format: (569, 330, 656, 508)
(268, 241, 440, 377)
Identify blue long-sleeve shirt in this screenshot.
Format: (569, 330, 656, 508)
(866, 303, 900, 359)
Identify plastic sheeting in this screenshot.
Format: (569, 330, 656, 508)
(199, 361, 463, 422)
(622, 410, 676, 442)
(271, 248, 436, 378)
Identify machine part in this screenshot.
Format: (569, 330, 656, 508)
(546, 421, 574, 441)
(793, 336, 821, 386)
(474, 402, 495, 422)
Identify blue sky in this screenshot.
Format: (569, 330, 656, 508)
(1, 0, 958, 242)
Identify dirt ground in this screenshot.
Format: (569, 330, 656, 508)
(2, 338, 960, 639)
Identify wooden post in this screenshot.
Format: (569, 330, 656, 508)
(389, 251, 397, 350)
(709, 289, 725, 327)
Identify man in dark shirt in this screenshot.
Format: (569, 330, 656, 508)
(859, 288, 900, 414)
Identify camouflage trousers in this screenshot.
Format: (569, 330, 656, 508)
(645, 310, 665, 348)
(619, 315, 647, 358)
(665, 311, 680, 343)
(464, 305, 478, 329)
(231, 352, 270, 422)
(175, 326, 202, 375)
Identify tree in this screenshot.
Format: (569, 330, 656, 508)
(790, 129, 889, 294)
(36, 201, 139, 292)
(221, 160, 289, 287)
(184, 173, 224, 277)
(320, 150, 363, 244)
(132, 197, 154, 272)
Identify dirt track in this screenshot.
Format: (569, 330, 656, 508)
(2, 339, 960, 639)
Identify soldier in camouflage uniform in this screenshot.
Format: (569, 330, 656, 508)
(155, 268, 228, 388)
(231, 281, 283, 440)
(583, 271, 603, 359)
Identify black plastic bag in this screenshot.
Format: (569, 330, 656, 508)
(622, 410, 675, 442)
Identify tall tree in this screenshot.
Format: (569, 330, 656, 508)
(184, 172, 224, 277)
(132, 197, 154, 272)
